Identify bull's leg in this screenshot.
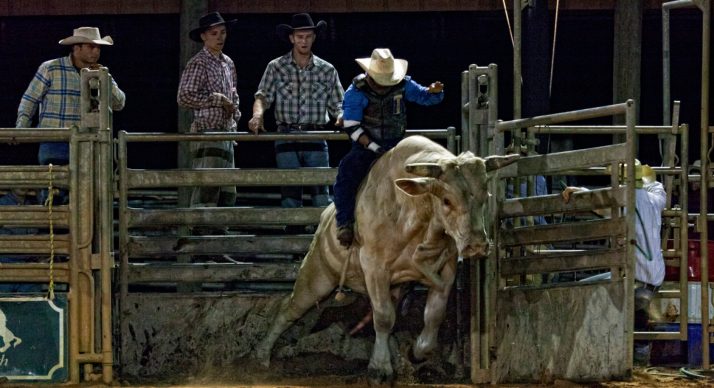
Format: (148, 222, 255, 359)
(255, 251, 337, 367)
(363, 259, 396, 385)
(413, 257, 457, 361)
(412, 243, 447, 291)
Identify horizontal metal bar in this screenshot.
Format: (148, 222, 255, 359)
(126, 262, 300, 283)
(496, 102, 629, 132)
(663, 0, 697, 10)
(0, 128, 70, 142)
(0, 166, 70, 188)
(128, 235, 313, 256)
(0, 234, 70, 254)
(527, 125, 682, 135)
(0, 205, 70, 228)
(501, 187, 625, 217)
(128, 207, 324, 227)
(0, 263, 70, 283)
(119, 129, 452, 142)
(126, 168, 337, 188)
(497, 144, 626, 177)
(499, 247, 625, 275)
(499, 218, 626, 247)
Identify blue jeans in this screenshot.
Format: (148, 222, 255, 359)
(333, 139, 400, 227)
(275, 140, 331, 208)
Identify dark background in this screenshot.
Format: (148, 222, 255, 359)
(0, 10, 706, 169)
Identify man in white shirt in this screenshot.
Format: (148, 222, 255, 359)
(563, 163, 666, 365)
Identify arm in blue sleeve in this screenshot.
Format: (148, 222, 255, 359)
(341, 84, 369, 123)
(404, 76, 444, 106)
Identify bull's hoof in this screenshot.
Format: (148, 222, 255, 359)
(367, 367, 394, 387)
(254, 344, 272, 368)
(408, 344, 428, 364)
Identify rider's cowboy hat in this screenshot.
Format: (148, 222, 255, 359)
(59, 27, 113, 46)
(356, 48, 408, 87)
(189, 12, 237, 43)
(276, 13, 326, 42)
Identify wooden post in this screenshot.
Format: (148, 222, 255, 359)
(612, 0, 642, 143)
(177, 0, 207, 290)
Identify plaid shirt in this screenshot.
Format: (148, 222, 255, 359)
(16, 54, 126, 128)
(178, 48, 241, 132)
(255, 51, 343, 126)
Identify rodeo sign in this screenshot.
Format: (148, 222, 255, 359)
(0, 295, 67, 382)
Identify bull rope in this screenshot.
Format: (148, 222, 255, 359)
(334, 247, 355, 302)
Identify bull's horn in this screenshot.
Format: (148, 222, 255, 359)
(405, 163, 443, 177)
(484, 154, 520, 172)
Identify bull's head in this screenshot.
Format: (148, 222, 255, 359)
(395, 152, 519, 258)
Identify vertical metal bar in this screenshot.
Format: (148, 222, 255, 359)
(625, 99, 637, 372)
(699, 0, 710, 369)
(513, 0, 522, 120)
(461, 70, 470, 154)
(680, 123, 690, 340)
(118, 131, 129, 320)
(68, 125, 80, 384)
(98, 70, 114, 384)
(446, 126, 456, 154)
(662, 6, 671, 125)
(468, 65, 478, 153)
(488, 64, 502, 156)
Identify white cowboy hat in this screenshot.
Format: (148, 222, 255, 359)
(59, 27, 113, 46)
(355, 48, 408, 87)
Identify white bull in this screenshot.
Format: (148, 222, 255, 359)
(256, 135, 517, 384)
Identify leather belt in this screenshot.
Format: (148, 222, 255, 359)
(635, 280, 660, 292)
(278, 123, 325, 132)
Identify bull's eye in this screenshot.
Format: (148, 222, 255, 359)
(443, 198, 452, 207)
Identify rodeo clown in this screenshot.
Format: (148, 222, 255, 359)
(334, 48, 445, 247)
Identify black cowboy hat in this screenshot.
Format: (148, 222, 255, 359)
(189, 11, 237, 43)
(276, 13, 326, 42)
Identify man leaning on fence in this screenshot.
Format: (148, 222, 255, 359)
(563, 162, 666, 366)
(177, 12, 241, 236)
(14, 26, 126, 205)
(248, 13, 344, 222)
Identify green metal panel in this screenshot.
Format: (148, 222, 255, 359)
(0, 294, 67, 382)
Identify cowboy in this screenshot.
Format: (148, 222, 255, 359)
(15, 26, 125, 205)
(334, 48, 445, 246)
(178, 11, 241, 231)
(249, 13, 344, 219)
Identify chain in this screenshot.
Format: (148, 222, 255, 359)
(45, 163, 55, 300)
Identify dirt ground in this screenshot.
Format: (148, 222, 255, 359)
(50, 367, 710, 387)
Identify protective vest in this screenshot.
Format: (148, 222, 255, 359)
(353, 74, 407, 141)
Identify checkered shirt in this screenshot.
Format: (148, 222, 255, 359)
(16, 55, 126, 128)
(254, 51, 343, 125)
(178, 48, 241, 132)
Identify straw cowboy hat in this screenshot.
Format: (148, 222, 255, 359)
(59, 27, 113, 46)
(356, 48, 408, 87)
(276, 13, 326, 42)
(189, 11, 237, 43)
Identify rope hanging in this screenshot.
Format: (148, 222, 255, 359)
(45, 163, 55, 300)
(549, 0, 560, 95)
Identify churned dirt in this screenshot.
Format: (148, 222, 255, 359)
(41, 366, 710, 387)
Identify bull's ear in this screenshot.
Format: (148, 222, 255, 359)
(395, 177, 435, 196)
(484, 154, 520, 172)
(405, 163, 443, 178)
